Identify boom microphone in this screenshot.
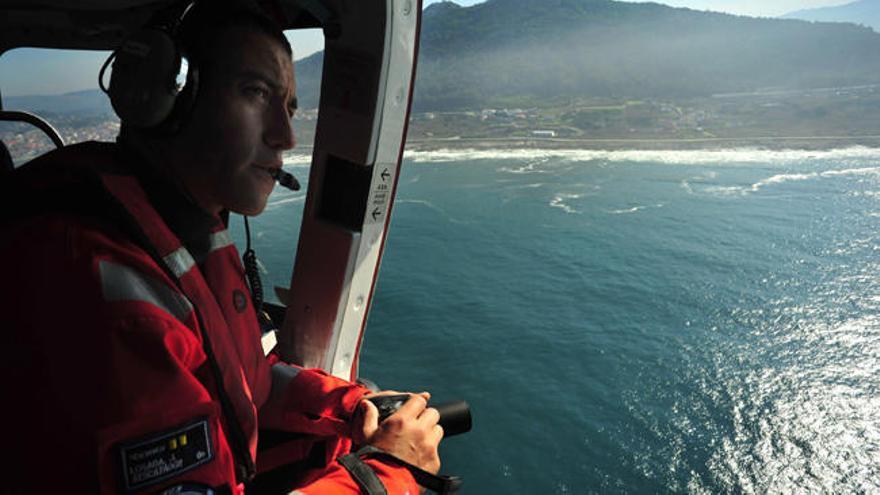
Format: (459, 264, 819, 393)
(271, 168, 300, 191)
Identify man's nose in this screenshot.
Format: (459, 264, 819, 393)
(265, 102, 296, 151)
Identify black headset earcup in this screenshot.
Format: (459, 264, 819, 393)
(109, 28, 182, 128)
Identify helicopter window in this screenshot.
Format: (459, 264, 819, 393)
(0, 48, 116, 166)
(284, 27, 324, 149)
(0, 27, 323, 166)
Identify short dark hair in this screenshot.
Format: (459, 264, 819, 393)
(178, 1, 292, 74)
(118, 1, 292, 136)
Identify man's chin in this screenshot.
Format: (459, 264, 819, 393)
(228, 198, 269, 217)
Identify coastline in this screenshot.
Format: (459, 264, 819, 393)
(288, 136, 880, 156)
(403, 135, 880, 152)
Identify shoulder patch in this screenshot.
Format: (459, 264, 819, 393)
(118, 418, 214, 492)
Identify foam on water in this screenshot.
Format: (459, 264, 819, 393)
(751, 166, 880, 192)
(498, 157, 551, 174)
(283, 154, 312, 167)
(404, 146, 880, 165)
(549, 193, 583, 214)
(607, 204, 665, 215)
(505, 182, 546, 190)
(683, 166, 880, 196)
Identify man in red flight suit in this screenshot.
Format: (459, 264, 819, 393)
(0, 4, 442, 495)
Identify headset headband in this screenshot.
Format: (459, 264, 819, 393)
(101, 1, 198, 130)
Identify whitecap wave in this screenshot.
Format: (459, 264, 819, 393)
(498, 157, 550, 174)
(702, 183, 760, 196)
(820, 166, 880, 177)
(703, 185, 747, 196)
(549, 193, 583, 214)
(698, 167, 880, 196)
(607, 204, 664, 214)
(680, 179, 694, 194)
(682, 172, 719, 194)
(404, 146, 880, 165)
(609, 207, 643, 214)
(506, 182, 546, 190)
(283, 154, 313, 167)
(850, 190, 880, 198)
(748, 172, 818, 192)
(748, 167, 880, 193)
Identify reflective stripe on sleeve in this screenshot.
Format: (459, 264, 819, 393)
(208, 230, 234, 253)
(99, 259, 193, 322)
(163, 247, 196, 278)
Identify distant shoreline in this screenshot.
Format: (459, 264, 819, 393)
(403, 135, 880, 152)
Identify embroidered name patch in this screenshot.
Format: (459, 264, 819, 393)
(119, 419, 214, 492)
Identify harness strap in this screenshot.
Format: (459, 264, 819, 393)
(338, 446, 462, 495)
(337, 451, 388, 495)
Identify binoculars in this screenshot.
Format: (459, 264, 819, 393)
(367, 394, 473, 437)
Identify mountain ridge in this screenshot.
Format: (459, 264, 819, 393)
(4, 88, 112, 115)
(295, 0, 880, 111)
(6, 0, 880, 114)
(783, 0, 880, 31)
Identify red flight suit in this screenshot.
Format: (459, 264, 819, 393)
(1, 142, 417, 494)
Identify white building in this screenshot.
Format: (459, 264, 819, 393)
(531, 130, 557, 138)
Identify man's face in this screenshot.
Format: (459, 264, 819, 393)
(175, 26, 297, 216)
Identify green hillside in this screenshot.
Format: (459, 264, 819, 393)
(296, 0, 880, 111)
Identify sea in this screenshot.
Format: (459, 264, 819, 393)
(231, 147, 880, 493)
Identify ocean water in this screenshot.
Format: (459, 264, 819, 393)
(234, 147, 880, 493)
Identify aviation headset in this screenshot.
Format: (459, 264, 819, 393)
(100, 1, 200, 130)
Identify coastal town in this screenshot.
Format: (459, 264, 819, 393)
(4, 83, 880, 164)
(405, 84, 880, 150)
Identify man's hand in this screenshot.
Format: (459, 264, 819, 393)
(353, 391, 444, 474)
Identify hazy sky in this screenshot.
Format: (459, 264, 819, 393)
(618, 0, 851, 17)
(0, 0, 860, 97)
(424, 0, 851, 17)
